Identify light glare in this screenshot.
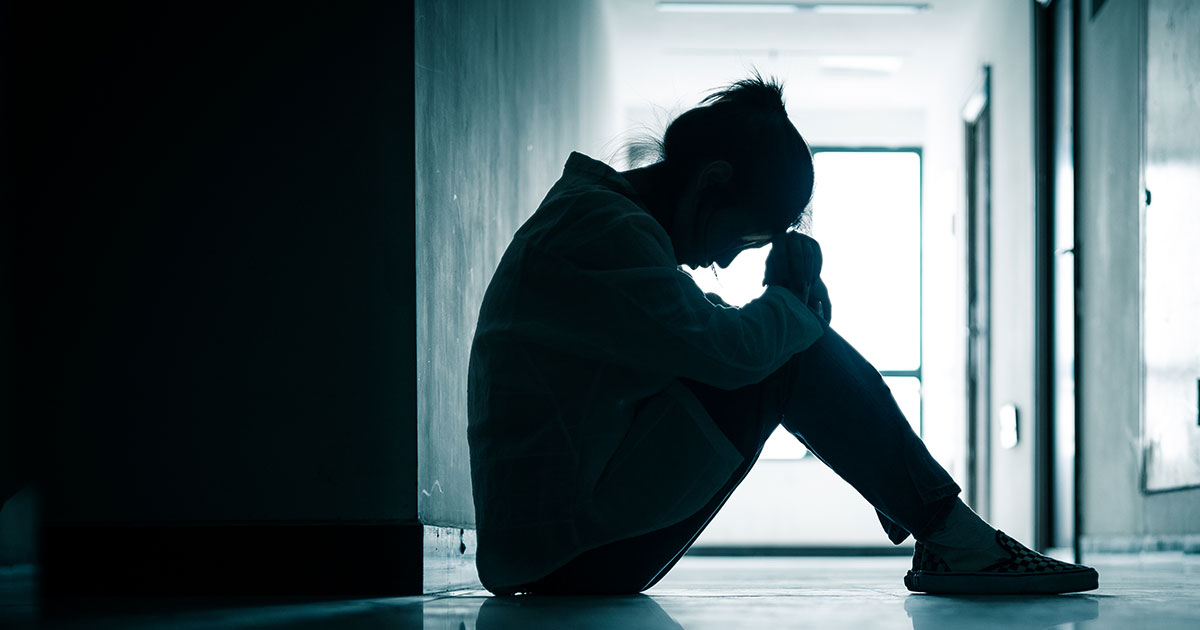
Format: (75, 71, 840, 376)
(819, 55, 904, 74)
(657, 2, 800, 13)
(812, 3, 926, 14)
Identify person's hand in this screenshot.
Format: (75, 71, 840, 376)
(764, 232, 821, 300)
(809, 276, 831, 323)
(763, 232, 831, 322)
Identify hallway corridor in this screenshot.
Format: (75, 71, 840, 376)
(3, 0, 1198, 625)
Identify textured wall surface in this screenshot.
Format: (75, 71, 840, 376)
(1079, 0, 1200, 540)
(1142, 0, 1200, 492)
(414, 1, 611, 527)
(11, 4, 416, 523)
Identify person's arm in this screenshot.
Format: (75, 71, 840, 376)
(764, 231, 832, 323)
(703, 292, 731, 308)
(509, 202, 823, 391)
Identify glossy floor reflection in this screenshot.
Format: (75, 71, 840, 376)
(7, 554, 1200, 629)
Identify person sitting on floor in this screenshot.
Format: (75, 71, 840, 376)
(466, 73, 1098, 596)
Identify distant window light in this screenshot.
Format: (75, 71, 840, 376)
(689, 148, 924, 459)
(818, 55, 904, 75)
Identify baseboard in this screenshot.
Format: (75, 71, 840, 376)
(1080, 534, 1200, 555)
(422, 525, 479, 593)
(686, 545, 914, 557)
(41, 522, 424, 598)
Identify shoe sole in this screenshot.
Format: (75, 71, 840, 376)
(904, 568, 1098, 595)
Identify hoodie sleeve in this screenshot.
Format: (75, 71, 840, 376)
(504, 194, 824, 390)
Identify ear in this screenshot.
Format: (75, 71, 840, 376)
(698, 160, 733, 191)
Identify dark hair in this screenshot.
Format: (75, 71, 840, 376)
(660, 72, 814, 233)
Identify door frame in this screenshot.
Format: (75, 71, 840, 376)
(1036, 0, 1084, 561)
(962, 66, 992, 519)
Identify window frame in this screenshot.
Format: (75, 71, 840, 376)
(810, 146, 925, 435)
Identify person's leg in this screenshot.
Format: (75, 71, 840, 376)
(774, 324, 961, 543)
(515, 322, 963, 595)
(777, 322, 1096, 594)
(511, 375, 784, 595)
(516, 322, 1092, 595)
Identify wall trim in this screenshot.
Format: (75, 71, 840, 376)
(41, 522, 423, 598)
(686, 545, 914, 557)
(423, 525, 479, 593)
(1081, 534, 1200, 554)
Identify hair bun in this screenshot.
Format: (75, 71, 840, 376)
(699, 71, 787, 114)
(654, 70, 813, 234)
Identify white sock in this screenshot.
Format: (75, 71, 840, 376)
(920, 499, 1007, 571)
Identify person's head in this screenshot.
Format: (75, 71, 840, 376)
(640, 73, 814, 268)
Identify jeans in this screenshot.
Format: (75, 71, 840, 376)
(514, 324, 961, 595)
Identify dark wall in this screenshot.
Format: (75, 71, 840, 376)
(0, 0, 29, 563)
(414, 0, 611, 527)
(0, 489, 35, 566)
(5, 3, 416, 524)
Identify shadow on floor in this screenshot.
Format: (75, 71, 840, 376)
(476, 594, 683, 629)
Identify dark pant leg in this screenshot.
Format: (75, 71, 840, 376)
(514, 323, 960, 595)
(776, 324, 960, 544)
(511, 376, 783, 595)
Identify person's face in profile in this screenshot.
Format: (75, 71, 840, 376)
(697, 206, 776, 269)
(675, 161, 779, 269)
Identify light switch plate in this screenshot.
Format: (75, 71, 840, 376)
(998, 403, 1019, 450)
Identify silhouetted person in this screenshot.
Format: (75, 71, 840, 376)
(467, 75, 1097, 596)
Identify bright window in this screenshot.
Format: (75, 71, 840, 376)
(688, 149, 923, 458)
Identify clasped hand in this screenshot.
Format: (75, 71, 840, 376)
(763, 232, 832, 323)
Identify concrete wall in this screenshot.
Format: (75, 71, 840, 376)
(10, 3, 416, 524)
(1078, 0, 1200, 547)
(414, 0, 613, 528)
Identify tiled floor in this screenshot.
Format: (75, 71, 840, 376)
(4, 554, 1199, 629)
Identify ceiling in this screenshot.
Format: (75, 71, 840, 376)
(602, 0, 987, 117)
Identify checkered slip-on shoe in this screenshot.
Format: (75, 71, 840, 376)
(905, 530, 1098, 594)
